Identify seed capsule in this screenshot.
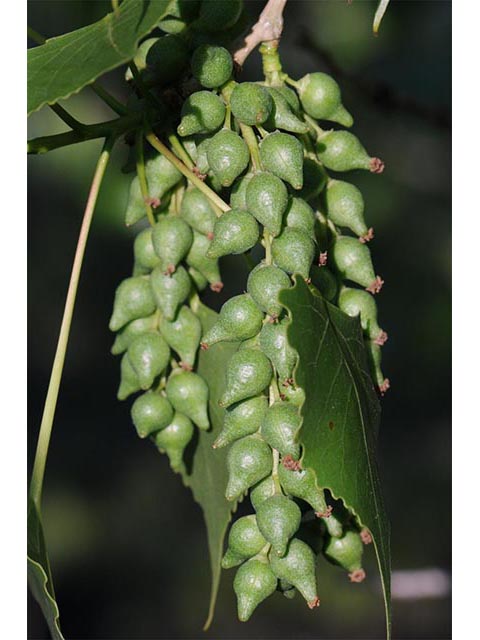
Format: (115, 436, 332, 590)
(259, 320, 298, 384)
(281, 384, 306, 407)
(330, 236, 382, 293)
(324, 180, 371, 240)
(207, 209, 259, 258)
(109, 276, 157, 332)
(250, 475, 276, 510)
(166, 370, 210, 429)
(338, 287, 387, 344)
(259, 132, 304, 190)
(297, 158, 328, 201)
(219, 348, 273, 408)
(111, 314, 157, 355)
(191, 44, 233, 88)
(127, 332, 170, 389)
(207, 129, 250, 187)
(276, 86, 302, 115)
(233, 557, 278, 622)
(272, 228, 315, 280)
(117, 353, 142, 400)
(316, 130, 384, 174)
(131, 391, 174, 438)
(126, 35, 189, 86)
(185, 230, 223, 291)
(225, 435, 273, 501)
(285, 197, 316, 235)
(151, 216, 193, 274)
(195, 0, 243, 32)
(247, 263, 291, 318)
(159, 305, 202, 369)
(278, 464, 330, 515)
(278, 579, 297, 599)
(246, 172, 289, 237)
(269, 538, 319, 609)
(180, 188, 217, 237)
(256, 495, 302, 556)
(230, 172, 254, 210)
(154, 412, 194, 472)
(133, 227, 160, 271)
(188, 266, 209, 291)
(201, 294, 264, 347)
(150, 265, 191, 321)
(298, 72, 353, 127)
(230, 82, 273, 126)
(323, 530, 366, 582)
(260, 402, 301, 460)
(214, 395, 268, 448)
(177, 91, 226, 136)
(264, 87, 309, 134)
(222, 515, 267, 569)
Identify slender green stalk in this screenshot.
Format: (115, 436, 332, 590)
(29, 137, 115, 508)
(167, 132, 195, 170)
(49, 104, 84, 131)
(239, 123, 262, 171)
(135, 128, 156, 226)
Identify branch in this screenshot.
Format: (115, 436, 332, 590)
(234, 0, 287, 67)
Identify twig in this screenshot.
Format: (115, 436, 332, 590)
(234, 0, 287, 67)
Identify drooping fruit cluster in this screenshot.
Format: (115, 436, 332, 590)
(110, 0, 388, 623)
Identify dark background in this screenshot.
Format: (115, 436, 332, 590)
(28, 1, 452, 638)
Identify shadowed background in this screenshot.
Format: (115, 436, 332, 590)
(28, 1, 451, 638)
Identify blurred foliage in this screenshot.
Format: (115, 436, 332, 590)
(28, 1, 451, 638)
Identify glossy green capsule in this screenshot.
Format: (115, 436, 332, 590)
(180, 188, 217, 237)
(201, 294, 263, 347)
(191, 44, 233, 88)
(324, 530, 366, 582)
(109, 276, 157, 332)
(154, 412, 194, 472)
(278, 464, 330, 515)
(250, 476, 276, 510)
(272, 228, 315, 280)
(117, 353, 142, 400)
(127, 332, 170, 389)
(177, 91, 226, 136)
(260, 402, 301, 460)
(133, 227, 160, 271)
(316, 130, 385, 174)
(259, 132, 304, 190)
(219, 348, 273, 408)
(207, 129, 250, 187)
(230, 82, 273, 125)
(256, 495, 302, 557)
(330, 236, 383, 293)
(234, 557, 277, 622)
(246, 172, 288, 237)
(230, 172, 254, 210)
(195, 0, 243, 32)
(166, 370, 209, 429)
(111, 314, 158, 355)
(222, 515, 267, 569)
(264, 87, 308, 134)
(285, 197, 316, 235)
(131, 391, 174, 438)
(150, 265, 191, 321)
(159, 305, 202, 368)
(269, 538, 319, 609)
(214, 395, 268, 448)
(185, 230, 223, 291)
(309, 266, 338, 302)
(276, 86, 302, 115)
(297, 158, 328, 201)
(338, 287, 387, 344)
(324, 180, 371, 240)
(298, 72, 353, 127)
(259, 319, 297, 384)
(207, 209, 259, 258)
(225, 435, 273, 501)
(247, 263, 291, 318)
(151, 217, 193, 274)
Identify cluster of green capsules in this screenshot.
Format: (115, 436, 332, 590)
(109, 0, 389, 622)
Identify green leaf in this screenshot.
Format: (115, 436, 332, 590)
(28, 498, 64, 640)
(27, 0, 172, 115)
(373, 0, 390, 34)
(179, 301, 239, 630)
(280, 278, 391, 639)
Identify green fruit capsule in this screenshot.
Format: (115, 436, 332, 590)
(154, 412, 194, 472)
(269, 538, 319, 609)
(158, 0, 200, 34)
(166, 370, 209, 429)
(117, 353, 142, 400)
(246, 172, 288, 237)
(180, 188, 217, 237)
(316, 131, 385, 174)
(207, 129, 250, 187)
(331, 236, 383, 293)
(230, 172, 254, 210)
(144, 35, 189, 85)
(109, 276, 157, 332)
(264, 87, 308, 134)
(233, 557, 278, 622)
(260, 402, 301, 460)
(276, 86, 302, 115)
(185, 230, 223, 291)
(256, 495, 302, 557)
(323, 530, 366, 582)
(195, 137, 211, 175)
(278, 464, 330, 515)
(272, 228, 315, 280)
(298, 72, 353, 127)
(322, 512, 344, 539)
(188, 266, 208, 291)
(259, 132, 304, 190)
(111, 314, 157, 355)
(247, 263, 291, 318)
(259, 320, 298, 384)
(151, 217, 193, 274)
(366, 340, 390, 395)
(150, 265, 191, 321)
(324, 180, 371, 240)
(222, 515, 267, 569)
(230, 82, 273, 126)
(214, 395, 268, 448)
(297, 158, 328, 201)
(309, 266, 338, 302)
(250, 476, 276, 510)
(191, 44, 233, 88)
(281, 384, 305, 407)
(159, 305, 202, 369)
(196, 0, 243, 32)
(201, 294, 263, 348)
(225, 435, 273, 501)
(278, 579, 296, 599)
(285, 197, 316, 235)
(219, 349, 273, 408)
(338, 287, 387, 345)
(131, 391, 174, 438)
(177, 91, 226, 137)
(127, 332, 170, 389)
(207, 209, 259, 258)
(133, 227, 160, 271)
